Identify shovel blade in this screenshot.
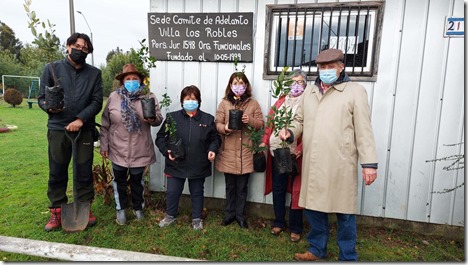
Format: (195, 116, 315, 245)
(61, 201, 90, 232)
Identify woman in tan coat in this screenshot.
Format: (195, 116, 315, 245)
(215, 72, 264, 228)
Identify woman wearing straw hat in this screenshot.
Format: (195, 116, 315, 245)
(100, 63, 163, 225)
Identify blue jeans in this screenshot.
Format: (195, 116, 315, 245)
(166, 176, 206, 219)
(271, 157, 303, 234)
(304, 209, 357, 261)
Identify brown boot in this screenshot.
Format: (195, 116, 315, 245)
(294, 251, 320, 261)
(44, 208, 62, 232)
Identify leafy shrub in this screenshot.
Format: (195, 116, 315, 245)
(266, 66, 294, 147)
(4, 88, 23, 107)
(243, 125, 267, 154)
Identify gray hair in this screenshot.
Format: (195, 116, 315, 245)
(290, 69, 307, 81)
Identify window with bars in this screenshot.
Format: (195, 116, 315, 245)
(265, 1, 384, 79)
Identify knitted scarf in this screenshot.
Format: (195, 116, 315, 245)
(117, 87, 141, 133)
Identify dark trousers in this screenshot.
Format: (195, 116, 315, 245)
(305, 209, 357, 261)
(47, 130, 95, 208)
(271, 157, 303, 234)
(112, 163, 145, 211)
(165, 176, 206, 219)
(224, 173, 250, 221)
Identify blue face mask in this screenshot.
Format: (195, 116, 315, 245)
(124, 80, 140, 93)
(319, 69, 338, 85)
(183, 100, 199, 111)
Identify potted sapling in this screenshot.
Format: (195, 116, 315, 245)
(159, 91, 184, 160)
(228, 56, 246, 130)
(266, 66, 295, 174)
(243, 125, 268, 172)
(26, 6, 64, 111)
(137, 39, 157, 119)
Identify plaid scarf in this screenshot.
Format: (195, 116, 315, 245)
(117, 87, 142, 133)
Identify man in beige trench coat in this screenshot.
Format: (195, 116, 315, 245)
(280, 48, 378, 261)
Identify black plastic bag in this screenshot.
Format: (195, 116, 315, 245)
(228, 109, 243, 130)
(168, 138, 185, 160)
(253, 152, 266, 172)
(273, 147, 292, 175)
(44, 85, 64, 110)
(141, 97, 156, 119)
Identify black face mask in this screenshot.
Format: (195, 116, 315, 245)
(69, 48, 88, 65)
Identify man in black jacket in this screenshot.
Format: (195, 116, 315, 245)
(38, 33, 103, 231)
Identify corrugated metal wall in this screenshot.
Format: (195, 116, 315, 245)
(148, 0, 464, 226)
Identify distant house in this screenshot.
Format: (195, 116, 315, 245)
(148, 0, 464, 227)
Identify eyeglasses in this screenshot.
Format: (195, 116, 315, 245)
(72, 43, 89, 53)
(293, 80, 305, 85)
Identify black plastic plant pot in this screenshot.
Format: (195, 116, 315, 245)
(141, 97, 156, 119)
(228, 109, 243, 130)
(253, 152, 266, 172)
(273, 147, 292, 175)
(45, 85, 64, 110)
(168, 138, 185, 160)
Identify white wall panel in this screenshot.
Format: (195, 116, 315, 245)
(448, 0, 465, 227)
(197, 0, 221, 198)
(363, 0, 405, 218)
(429, 32, 464, 225)
(406, 0, 451, 223)
(383, 0, 430, 220)
(149, 0, 168, 194)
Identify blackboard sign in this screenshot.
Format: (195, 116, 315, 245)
(147, 12, 253, 62)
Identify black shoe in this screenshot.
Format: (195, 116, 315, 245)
(237, 219, 248, 229)
(221, 217, 235, 226)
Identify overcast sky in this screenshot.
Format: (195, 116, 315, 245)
(1, 0, 150, 67)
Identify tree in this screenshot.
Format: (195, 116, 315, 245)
(0, 50, 22, 80)
(0, 21, 23, 59)
(101, 50, 139, 97)
(105, 47, 123, 64)
(24, 0, 62, 63)
(19, 44, 63, 76)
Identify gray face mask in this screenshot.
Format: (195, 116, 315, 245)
(69, 48, 88, 64)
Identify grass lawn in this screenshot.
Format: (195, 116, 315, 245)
(0, 99, 464, 262)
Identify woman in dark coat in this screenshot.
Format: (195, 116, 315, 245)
(156, 85, 221, 230)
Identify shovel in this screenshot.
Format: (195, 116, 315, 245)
(61, 129, 90, 232)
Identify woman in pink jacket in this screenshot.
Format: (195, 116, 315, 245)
(100, 64, 163, 225)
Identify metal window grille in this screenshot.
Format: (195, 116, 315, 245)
(265, 2, 384, 78)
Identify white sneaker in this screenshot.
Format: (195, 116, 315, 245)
(192, 218, 203, 230)
(133, 210, 144, 221)
(116, 210, 126, 225)
(159, 214, 176, 227)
